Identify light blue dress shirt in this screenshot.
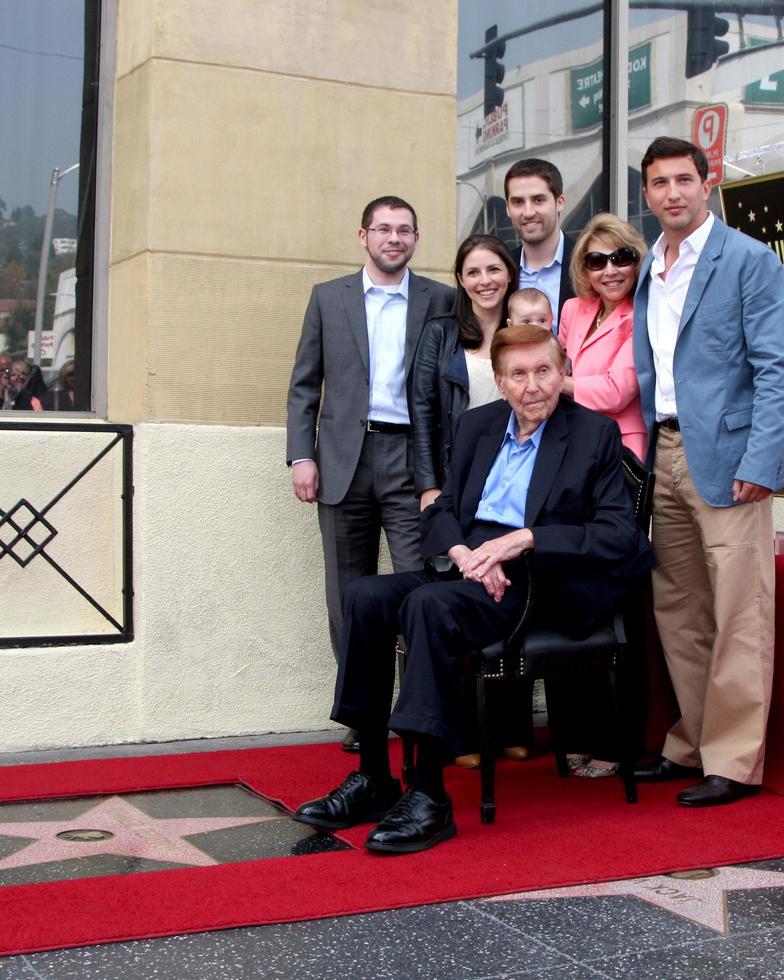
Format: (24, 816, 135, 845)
(363, 267, 410, 424)
(518, 230, 565, 332)
(475, 411, 546, 527)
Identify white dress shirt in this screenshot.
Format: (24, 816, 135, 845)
(647, 212, 714, 420)
(363, 267, 410, 424)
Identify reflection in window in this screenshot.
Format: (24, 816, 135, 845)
(627, 2, 784, 245)
(0, 0, 98, 413)
(457, 2, 608, 247)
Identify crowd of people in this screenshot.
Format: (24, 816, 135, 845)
(286, 136, 784, 854)
(0, 356, 75, 411)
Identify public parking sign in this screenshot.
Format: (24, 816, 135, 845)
(693, 104, 727, 185)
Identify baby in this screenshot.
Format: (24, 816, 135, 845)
(506, 287, 553, 331)
(506, 288, 571, 375)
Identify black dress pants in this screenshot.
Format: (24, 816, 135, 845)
(330, 568, 527, 757)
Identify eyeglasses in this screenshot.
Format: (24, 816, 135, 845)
(366, 225, 417, 240)
(583, 246, 638, 271)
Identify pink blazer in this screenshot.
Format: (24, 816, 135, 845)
(558, 295, 647, 461)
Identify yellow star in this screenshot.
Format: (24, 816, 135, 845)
(776, 220, 783, 232)
(748, 211, 756, 222)
(737, 200, 743, 208)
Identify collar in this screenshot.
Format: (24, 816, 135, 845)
(363, 266, 410, 299)
(652, 211, 714, 264)
(503, 409, 547, 447)
(521, 230, 564, 272)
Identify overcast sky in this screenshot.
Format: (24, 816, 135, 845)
(0, 0, 84, 216)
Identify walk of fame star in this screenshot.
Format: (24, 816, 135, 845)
(0, 794, 280, 871)
(485, 864, 784, 935)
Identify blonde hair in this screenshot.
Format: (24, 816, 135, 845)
(570, 212, 648, 301)
(507, 288, 553, 315)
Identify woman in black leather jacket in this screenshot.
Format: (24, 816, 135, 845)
(411, 234, 525, 769)
(412, 234, 517, 509)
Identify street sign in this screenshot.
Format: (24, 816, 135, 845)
(27, 330, 54, 363)
(743, 37, 784, 106)
(692, 104, 727, 184)
(570, 42, 651, 133)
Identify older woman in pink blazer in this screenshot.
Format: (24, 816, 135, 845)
(559, 213, 648, 461)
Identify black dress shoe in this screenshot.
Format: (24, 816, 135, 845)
(365, 787, 457, 854)
(634, 756, 703, 782)
(293, 771, 401, 830)
(677, 775, 760, 807)
(341, 729, 360, 753)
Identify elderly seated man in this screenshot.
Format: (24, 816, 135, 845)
(294, 325, 654, 854)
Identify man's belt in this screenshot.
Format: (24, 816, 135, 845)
(366, 420, 411, 434)
(659, 417, 680, 431)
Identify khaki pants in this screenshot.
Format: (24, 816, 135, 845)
(652, 427, 774, 784)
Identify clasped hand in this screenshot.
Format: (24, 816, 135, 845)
(448, 528, 534, 603)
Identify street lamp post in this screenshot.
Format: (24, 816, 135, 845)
(33, 163, 79, 367)
(457, 179, 489, 234)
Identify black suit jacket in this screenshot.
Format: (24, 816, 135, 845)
(420, 397, 653, 586)
(510, 233, 575, 319)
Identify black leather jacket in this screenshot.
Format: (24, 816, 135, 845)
(411, 315, 470, 495)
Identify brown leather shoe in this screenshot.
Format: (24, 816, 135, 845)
(677, 775, 760, 807)
(454, 753, 481, 769)
(502, 746, 530, 761)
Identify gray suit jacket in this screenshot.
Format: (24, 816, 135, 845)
(633, 216, 784, 506)
(286, 269, 454, 504)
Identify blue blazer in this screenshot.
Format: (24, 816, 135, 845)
(633, 216, 784, 507)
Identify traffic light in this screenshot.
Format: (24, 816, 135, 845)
(483, 25, 506, 117)
(685, 7, 730, 78)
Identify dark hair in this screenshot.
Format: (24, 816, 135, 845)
(641, 137, 709, 184)
(361, 196, 418, 231)
(490, 324, 566, 375)
(454, 234, 517, 349)
(504, 158, 564, 201)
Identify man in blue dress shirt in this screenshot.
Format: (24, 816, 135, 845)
(294, 327, 653, 853)
(504, 159, 576, 332)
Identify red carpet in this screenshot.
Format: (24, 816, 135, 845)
(2, 742, 784, 955)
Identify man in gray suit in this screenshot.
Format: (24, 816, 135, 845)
(286, 196, 454, 750)
(633, 137, 784, 806)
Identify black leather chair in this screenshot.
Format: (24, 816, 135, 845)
(472, 448, 655, 823)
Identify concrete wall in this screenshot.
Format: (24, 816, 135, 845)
(0, 0, 457, 751)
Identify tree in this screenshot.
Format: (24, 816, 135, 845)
(0, 260, 27, 298)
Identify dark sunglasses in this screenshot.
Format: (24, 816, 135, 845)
(583, 246, 638, 271)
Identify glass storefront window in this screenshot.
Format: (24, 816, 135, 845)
(0, 0, 99, 413)
(457, 1, 609, 248)
(626, 1, 784, 243)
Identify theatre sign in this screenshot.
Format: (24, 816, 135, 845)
(570, 41, 651, 132)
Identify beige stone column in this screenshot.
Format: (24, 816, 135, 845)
(109, 0, 458, 425)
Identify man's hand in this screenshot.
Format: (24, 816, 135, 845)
(420, 488, 442, 512)
(460, 528, 534, 579)
(291, 460, 319, 503)
(447, 543, 514, 602)
(476, 562, 512, 602)
(732, 479, 772, 504)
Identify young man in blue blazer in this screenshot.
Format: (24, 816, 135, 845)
(633, 137, 784, 806)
